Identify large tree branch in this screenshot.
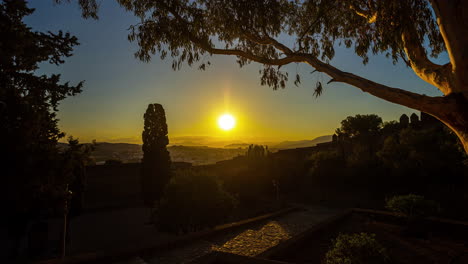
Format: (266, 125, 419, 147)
(201, 44, 444, 114)
(350, 2, 454, 95)
(300, 54, 445, 113)
(186, 29, 443, 114)
(401, 29, 453, 95)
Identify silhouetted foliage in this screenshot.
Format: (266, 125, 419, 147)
(0, 0, 84, 259)
(336, 114, 383, 140)
(324, 233, 390, 264)
(154, 169, 236, 233)
(246, 144, 269, 159)
(58, 137, 95, 217)
(303, 150, 347, 202)
(385, 194, 439, 219)
(378, 126, 466, 173)
(385, 194, 440, 237)
(229, 145, 275, 205)
(381, 121, 400, 136)
(298, 112, 467, 216)
(141, 103, 171, 206)
(335, 114, 383, 165)
(105, 159, 123, 165)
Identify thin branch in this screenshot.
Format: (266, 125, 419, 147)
(349, 3, 377, 23)
(241, 30, 293, 55)
(297, 3, 335, 47)
(205, 46, 302, 65)
(163, 5, 299, 65)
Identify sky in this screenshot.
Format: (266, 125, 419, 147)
(25, 1, 448, 146)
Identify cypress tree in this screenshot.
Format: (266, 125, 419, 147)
(141, 103, 171, 206)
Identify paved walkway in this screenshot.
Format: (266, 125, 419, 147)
(118, 206, 341, 264)
(68, 207, 174, 255)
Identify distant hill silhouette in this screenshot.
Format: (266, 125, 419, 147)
(224, 143, 252, 149)
(273, 135, 333, 149)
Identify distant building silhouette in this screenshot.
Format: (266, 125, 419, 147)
(399, 114, 409, 128)
(410, 113, 420, 128)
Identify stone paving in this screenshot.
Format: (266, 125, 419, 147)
(119, 206, 341, 264)
(68, 207, 174, 255)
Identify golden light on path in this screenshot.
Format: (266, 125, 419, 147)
(218, 114, 236, 131)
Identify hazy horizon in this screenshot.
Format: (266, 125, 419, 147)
(60, 134, 334, 148)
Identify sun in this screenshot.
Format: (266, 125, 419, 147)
(218, 113, 236, 131)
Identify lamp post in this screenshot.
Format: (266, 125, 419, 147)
(61, 185, 72, 259)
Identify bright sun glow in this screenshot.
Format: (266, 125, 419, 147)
(218, 114, 236, 131)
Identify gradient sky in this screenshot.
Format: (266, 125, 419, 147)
(25, 1, 448, 145)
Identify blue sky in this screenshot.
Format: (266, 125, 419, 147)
(25, 0, 447, 145)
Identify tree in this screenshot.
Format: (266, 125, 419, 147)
(378, 125, 466, 172)
(335, 114, 383, 164)
(70, 0, 468, 154)
(0, 0, 83, 258)
(246, 144, 269, 160)
(154, 169, 236, 233)
(141, 103, 172, 206)
(336, 114, 383, 140)
(59, 137, 95, 217)
(324, 233, 390, 264)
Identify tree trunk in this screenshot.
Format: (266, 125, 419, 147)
(418, 1, 468, 154)
(431, 0, 468, 94)
(429, 92, 468, 154)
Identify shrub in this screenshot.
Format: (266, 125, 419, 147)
(154, 169, 237, 233)
(324, 233, 390, 264)
(385, 194, 439, 218)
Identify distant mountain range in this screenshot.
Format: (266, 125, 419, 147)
(272, 135, 333, 149)
(59, 135, 332, 165)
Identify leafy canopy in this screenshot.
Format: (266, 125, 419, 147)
(67, 0, 443, 91)
(336, 114, 383, 139)
(325, 233, 390, 264)
(386, 194, 440, 218)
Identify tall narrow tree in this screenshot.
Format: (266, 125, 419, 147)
(141, 103, 172, 206)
